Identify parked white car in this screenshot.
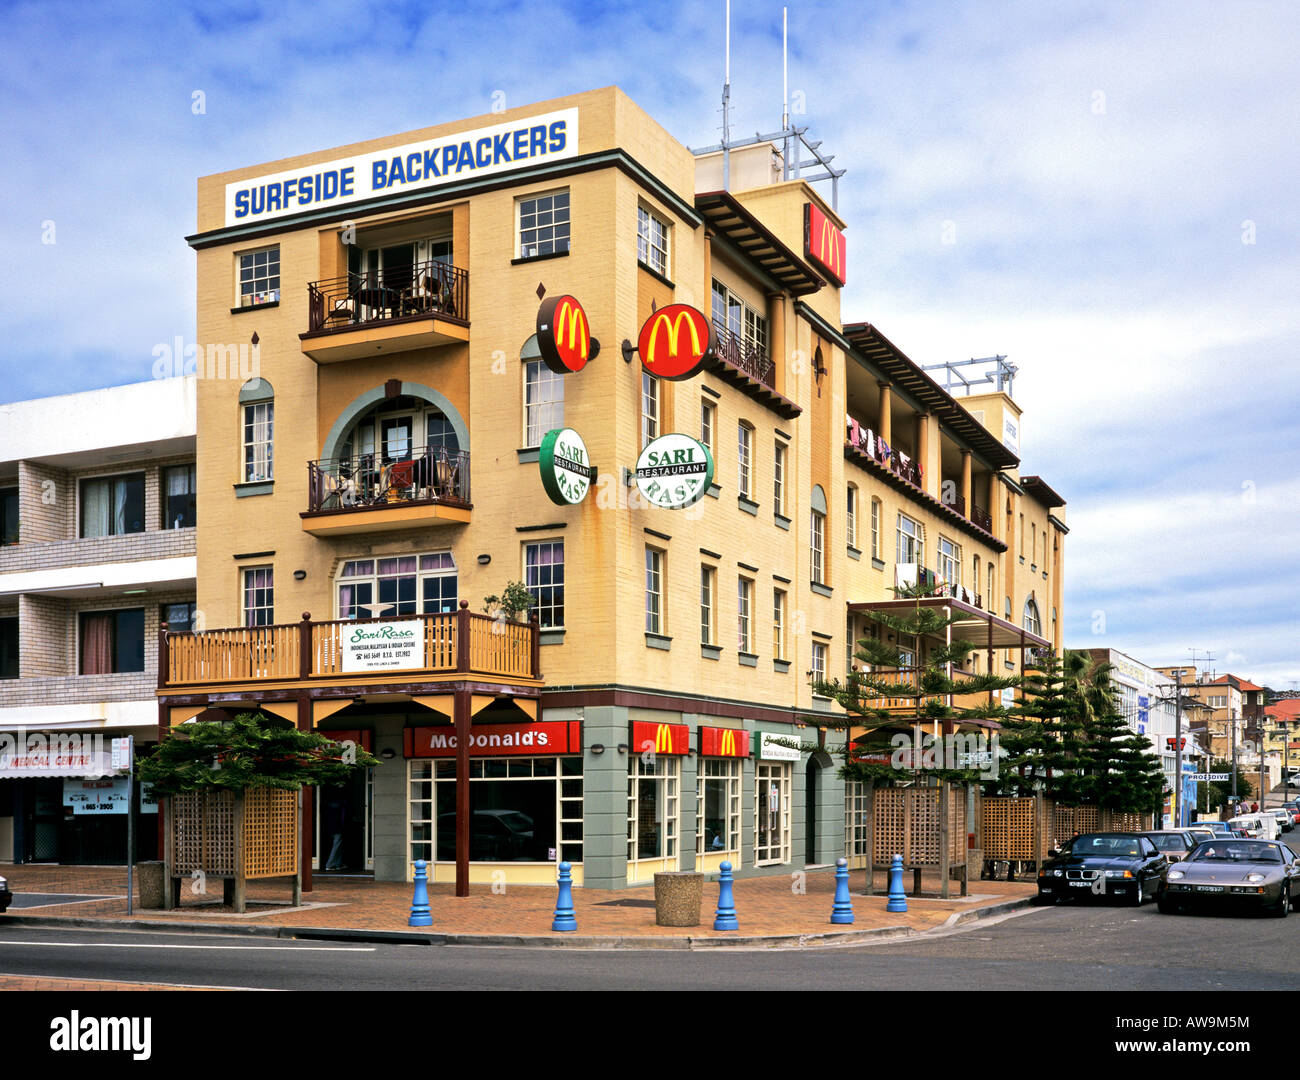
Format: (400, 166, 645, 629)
(1228, 813, 1279, 840)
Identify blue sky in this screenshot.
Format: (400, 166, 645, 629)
(3, 0, 1298, 686)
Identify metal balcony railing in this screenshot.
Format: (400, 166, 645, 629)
(306, 446, 470, 513)
(711, 321, 774, 387)
(306, 260, 468, 333)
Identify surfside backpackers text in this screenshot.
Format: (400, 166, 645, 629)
(225, 107, 579, 227)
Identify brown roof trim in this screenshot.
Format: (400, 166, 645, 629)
(696, 190, 824, 297)
(1022, 475, 1067, 508)
(842, 322, 1020, 472)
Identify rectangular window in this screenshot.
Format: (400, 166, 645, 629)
(161, 602, 196, 634)
(243, 567, 274, 627)
(641, 372, 659, 449)
(897, 512, 921, 565)
(238, 246, 280, 307)
(846, 486, 858, 548)
(773, 442, 787, 516)
(627, 755, 680, 875)
(937, 536, 960, 587)
(80, 474, 144, 538)
(737, 423, 753, 500)
(711, 279, 767, 356)
(79, 609, 144, 674)
(518, 189, 570, 258)
(700, 399, 716, 456)
(637, 205, 669, 276)
(524, 541, 564, 629)
(243, 401, 274, 482)
(700, 565, 715, 645)
(773, 588, 786, 661)
(812, 641, 828, 690)
(870, 498, 880, 560)
(162, 464, 196, 529)
(338, 553, 458, 619)
(697, 758, 741, 858)
(0, 487, 17, 545)
(524, 359, 564, 448)
(755, 761, 791, 865)
(0, 618, 17, 679)
(737, 577, 753, 653)
(645, 547, 664, 635)
(811, 510, 826, 585)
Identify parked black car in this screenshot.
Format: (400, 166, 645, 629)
(1158, 839, 1300, 917)
(0, 875, 10, 913)
(1036, 832, 1169, 906)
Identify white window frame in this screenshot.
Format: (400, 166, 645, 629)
(645, 547, 664, 635)
(773, 588, 787, 661)
(627, 754, 680, 880)
(737, 576, 753, 654)
(641, 372, 659, 449)
(237, 245, 280, 308)
(754, 760, 792, 865)
(523, 358, 564, 448)
(870, 497, 881, 560)
(242, 566, 274, 627)
(937, 536, 960, 588)
(811, 509, 826, 585)
(335, 552, 457, 619)
(700, 564, 716, 646)
(696, 757, 741, 859)
(812, 640, 828, 692)
(737, 422, 753, 500)
(517, 188, 570, 258)
(524, 540, 564, 629)
(243, 400, 274, 482)
(700, 399, 716, 456)
(637, 204, 670, 277)
(773, 441, 787, 517)
(846, 485, 858, 548)
(897, 512, 921, 566)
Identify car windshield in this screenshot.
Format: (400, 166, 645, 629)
(1187, 843, 1282, 863)
(1065, 836, 1142, 857)
(1146, 834, 1186, 851)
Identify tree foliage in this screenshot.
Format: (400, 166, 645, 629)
(139, 713, 380, 796)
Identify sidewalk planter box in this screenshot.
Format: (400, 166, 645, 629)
(163, 787, 301, 913)
(653, 870, 703, 927)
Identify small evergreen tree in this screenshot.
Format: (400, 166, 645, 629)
(988, 653, 1087, 800)
(1073, 660, 1167, 814)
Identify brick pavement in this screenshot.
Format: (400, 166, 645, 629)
(0, 863, 1038, 939)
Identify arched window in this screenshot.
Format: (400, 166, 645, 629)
(810, 485, 827, 586)
(239, 378, 274, 483)
(1023, 599, 1042, 636)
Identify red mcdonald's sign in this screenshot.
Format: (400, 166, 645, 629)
(536, 294, 600, 374)
(404, 721, 582, 758)
(804, 202, 846, 286)
(630, 720, 689, 756)
(699, 726, 750, 758)
(636, 303, 712, 380)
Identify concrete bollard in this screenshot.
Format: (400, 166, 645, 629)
(831, 857, 855, 924)
(713, 860, 739, 931)
(552, 860, 577, 932)
(886, 854, 908, 913)
(409, 859, 432, 927)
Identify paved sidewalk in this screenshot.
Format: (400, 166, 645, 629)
(0, 864, 1038, 944)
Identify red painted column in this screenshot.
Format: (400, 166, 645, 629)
(454, 686, 471, 897)
(298, 692, 313, 894)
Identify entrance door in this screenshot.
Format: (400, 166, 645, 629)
(805, 756, 818, 864)
(315, 768, 373, 873)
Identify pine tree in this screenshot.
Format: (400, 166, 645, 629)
(989, 653, 1087, 800)
(1073, 660, 1167, 814)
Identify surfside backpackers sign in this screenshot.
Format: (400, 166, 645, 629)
(224, 108, 579, 228)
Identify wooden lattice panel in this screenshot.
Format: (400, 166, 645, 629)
(243, 788, 298, 879)
(1106, 811, 1148, 834)
(983, 796, 1038, 860)
(871, 786, 966, 865)
(170, 790, 236, 876)
(872, 788, 907, 864)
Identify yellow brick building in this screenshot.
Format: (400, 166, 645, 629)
(164, 87, 1065, 890)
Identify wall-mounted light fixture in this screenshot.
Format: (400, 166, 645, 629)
(293, 569, 307, 581)
(477, 554, 491, 565)
(590, 744, 605, 755)
(381, 748, 396, 760)
(617, 743, 628, 755)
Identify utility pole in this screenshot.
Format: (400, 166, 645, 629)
(1173, 668, 1183, 827)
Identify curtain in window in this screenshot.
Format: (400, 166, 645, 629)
(81, 614, 113, 675)
(166, 467, 192, 529)
(82, 480, 110, 537)
(112, 480, 129, 535)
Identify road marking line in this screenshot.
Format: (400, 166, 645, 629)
(0, 941, 374, 952)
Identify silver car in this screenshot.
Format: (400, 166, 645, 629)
(1158, 839, 1300, 917)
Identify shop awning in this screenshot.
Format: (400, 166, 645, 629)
(848, 595, 1051, 651)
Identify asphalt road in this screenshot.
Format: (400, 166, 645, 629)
(2, 897, 1299, 992)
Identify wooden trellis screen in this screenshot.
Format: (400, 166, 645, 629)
(982, 796, 1154, 862)
(871, 786, 966, 866)
(165, 787, 300, 913)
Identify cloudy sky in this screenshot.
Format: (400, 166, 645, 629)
(4, 0, 1297, 686)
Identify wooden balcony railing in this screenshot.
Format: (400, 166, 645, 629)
(306, 260, 468, 333)
(160, 603, 538, 689)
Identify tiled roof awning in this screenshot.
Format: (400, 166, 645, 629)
(848, 595, 1051, 651)
(842, 322, 1020, 471)
(1022, 475, 1067, 508)
(696, 191, 825, 297)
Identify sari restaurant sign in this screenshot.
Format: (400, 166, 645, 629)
(341, 620, 423, 673)
(635, 434, 714, 509)
(539, 427, 596, 505)
(405, 721, 582, 758)
(226, 108, 579, 227)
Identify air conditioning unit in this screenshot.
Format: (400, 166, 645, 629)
(895, 563, 919, 589)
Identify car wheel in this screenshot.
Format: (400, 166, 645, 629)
(1130, 879, 1144, 906)
(1271, 891, 1290, 918)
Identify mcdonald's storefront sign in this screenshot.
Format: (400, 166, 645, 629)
(636, 303, 712, 380)
(630, 720, 689, 756)
(699, 726, 750, 758)
(405, 721, 582, 758)
(536, 293, 600, 374)
(804, 202, 846, 286)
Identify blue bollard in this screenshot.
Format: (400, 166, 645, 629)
(552, 860, 577, 932)
(886, 853, 908, 913)
(831, 857, 855, 924)
(713, 860, 739, 931)
(409, 859, 432, 927)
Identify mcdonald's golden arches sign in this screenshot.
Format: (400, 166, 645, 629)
(699, 726, 751, 758)
(636, 303, 712, 380)
(804, 202, 846, 286)
(536, 293, 600, 374)
(630, 720, 689, 756)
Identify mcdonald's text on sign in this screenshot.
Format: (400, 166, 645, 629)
(699, 726, 751, 758)
(636, 303, 712, 380)
(804, 202, 846, 286)
(404, 721, 582, 758)
(536, 294, 599, 374)
(630, 720, 689, 756)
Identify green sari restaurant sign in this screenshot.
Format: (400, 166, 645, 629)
(539, 427, 596, 505)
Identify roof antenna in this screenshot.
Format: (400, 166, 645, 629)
(782, 7, 789, 178)
(722, 0, 732, 190)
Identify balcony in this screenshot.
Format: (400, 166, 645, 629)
(707, 322, 801, 420)
(159, 607, 538, 690)
(301, 261, 469, 363)
(971, 503, 992, 534)
(302, 446, 470, 537)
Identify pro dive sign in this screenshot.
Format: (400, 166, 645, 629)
(225, 107, 578, 227)
(341, 619, 423, 673)
(539, 428, 595, 505)
(635, 434, 714, 509)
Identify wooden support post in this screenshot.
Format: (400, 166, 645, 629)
(454, 685, 471, 897)
(299, 611, 313, 678)
(1034, 788, 1044, 881)
(530, 613, 540, 678)
(298, 692, 313, 895)
(939, 779, 951, 900)
(162, 795, 174, 911)
(233, 790, 247, 914)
